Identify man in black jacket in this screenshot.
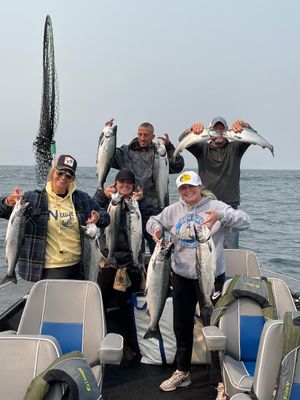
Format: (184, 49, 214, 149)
(95, 119, 184, 253)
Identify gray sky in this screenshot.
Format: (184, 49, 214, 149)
(0, 0, 299, 169)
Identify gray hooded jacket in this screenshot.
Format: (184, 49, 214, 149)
(146, 196, 250, 278)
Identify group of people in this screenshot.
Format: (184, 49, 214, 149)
(0, 116, 254, 398)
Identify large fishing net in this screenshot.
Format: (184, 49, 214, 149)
(33, 15, 59, 187)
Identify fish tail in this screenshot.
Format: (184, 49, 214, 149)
(1, 272, 17, 285)
(143, 326, 163, 341)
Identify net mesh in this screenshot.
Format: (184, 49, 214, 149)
(33, 15, 59, 187)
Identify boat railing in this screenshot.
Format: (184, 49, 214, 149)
(261, 267, 300, 309)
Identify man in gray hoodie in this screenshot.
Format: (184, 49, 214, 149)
(146, 171, 250, 393)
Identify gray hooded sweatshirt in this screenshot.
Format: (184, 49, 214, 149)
(146, 195, 250, 279)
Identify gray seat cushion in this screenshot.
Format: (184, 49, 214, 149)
(220, 278, 296, 398)
(17, 280, 106, 367)
(224, 249, 261, 278)
(0, 335, 63, 400)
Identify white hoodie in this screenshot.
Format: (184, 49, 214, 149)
(146, 195, 250, 278)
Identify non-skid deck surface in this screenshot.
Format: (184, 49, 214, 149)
(103, 361, 218, 400)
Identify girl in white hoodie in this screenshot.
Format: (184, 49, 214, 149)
(146, 171, 250, 393)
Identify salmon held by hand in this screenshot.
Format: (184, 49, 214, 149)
(1, 199, 29, 284)
(144, 240, 174, 341)
(194, 224, 217, 314)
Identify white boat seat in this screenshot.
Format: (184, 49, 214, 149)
(203, 277, 296, 399)
(0, 335, 63, 400)
(224, 249, 262, 279)
(17, 279, 123, 391)
(231, 318, 291, 400)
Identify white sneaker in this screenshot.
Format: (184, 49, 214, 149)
(159, 371, 191, 392)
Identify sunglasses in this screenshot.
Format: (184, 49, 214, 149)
(55, 169, 74, 180)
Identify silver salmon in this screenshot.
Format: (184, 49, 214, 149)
(1, 199, 29, 284)
(105, 193, 123, 264)
(194, 224, 216, 314)
(124, 196, 143, 269)
(144, 240, 173, 341)
(173, 129, 211, 157)
(153, 138, 169, 209)
(81, 223, 101, 282)
(96, 124, 117, 189)
(223, 128, 274, 156)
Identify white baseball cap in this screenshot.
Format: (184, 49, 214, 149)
(176, 171, 202, 189)
(209, 116, 228, 130)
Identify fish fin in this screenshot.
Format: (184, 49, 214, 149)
(143, 327, 163, 341)
(1, 272, 17, 285)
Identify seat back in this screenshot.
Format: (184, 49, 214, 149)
(230, 321, 285, 400)
(224, 249, 261, 279)
(0, 335, 63, 400)
(17, 280, 106, 369)
(252, 319, 284, 400)
(220, 277, 296, 397)
(220, 295, 266, 376)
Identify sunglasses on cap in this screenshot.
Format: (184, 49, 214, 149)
(55, 169, 74, 180)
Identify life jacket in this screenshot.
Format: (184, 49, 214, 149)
(24, 351, 101, 400)
(273, 311, 300, 400)
(211, 275, 277, 327)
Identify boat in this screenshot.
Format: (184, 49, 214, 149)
(0, 249, 299, 400)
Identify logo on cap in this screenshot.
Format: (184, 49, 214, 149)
(180, 173, 192, 183)
(64, 157, 74, 167)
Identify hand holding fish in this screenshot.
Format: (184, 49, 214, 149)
(1, 198, 29, 284)
(158, 133, 170, 145)
(105, 118, 114, 127)
(6, 187, 23, 206)
(203, 210, 219, 229)
(191, 123, 205, 135)
(96, 123, 117, 189)
(152, 227, 162, 243)
(86, 210, 100, 225)
(104, 184, 117, 199)
(231, 120, 250, 133)
(132, 186, 143, 201)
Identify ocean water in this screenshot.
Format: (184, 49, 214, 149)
(0, 166, 299, 286)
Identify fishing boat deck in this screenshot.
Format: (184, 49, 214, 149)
(103, 361, 217, 400)
(0, 270, 299, 399)
(0, 280, 218, 400)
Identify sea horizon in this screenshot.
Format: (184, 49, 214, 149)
(0, 167, 299, 293)
(0, 164, 299, 172)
